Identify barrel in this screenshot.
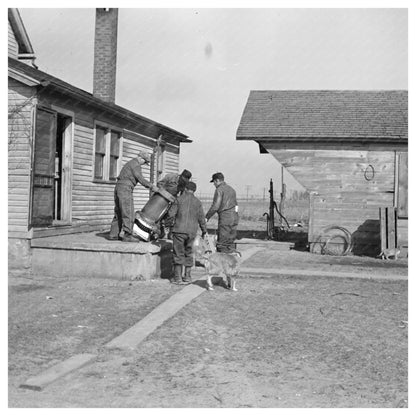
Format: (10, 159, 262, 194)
(140, 188, 176, 223)
(133, 188, 176, 241)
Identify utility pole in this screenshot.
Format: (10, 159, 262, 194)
(245, 185, 251, 201)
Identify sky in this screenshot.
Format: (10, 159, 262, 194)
(16, 5, 408, 197)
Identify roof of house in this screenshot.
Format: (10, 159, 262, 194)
(236, 90, 407, 143)
(8, 57, 191, 143)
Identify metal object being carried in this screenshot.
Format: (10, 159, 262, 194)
(133, 187, 176, 242)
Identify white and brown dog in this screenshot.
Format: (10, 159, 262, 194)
(193, 234, 242, 291)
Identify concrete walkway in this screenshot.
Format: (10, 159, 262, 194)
(20, 275, 209, 391)
(240, 266, 408, 281)
(106, 277, 207, 350)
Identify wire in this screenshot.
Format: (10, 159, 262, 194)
(318, 225, 352, 256)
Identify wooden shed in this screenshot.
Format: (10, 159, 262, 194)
(237, 90, 408, 256)
(8, 9, 191, 271)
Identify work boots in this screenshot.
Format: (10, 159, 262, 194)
(171, 264, 183, 285)
(183, 266, 192, 284)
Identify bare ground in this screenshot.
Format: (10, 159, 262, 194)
(8, 252, 408, 408)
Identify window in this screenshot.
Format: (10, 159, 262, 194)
(94, 125, 121, 182)
(110, 131, 120, 180)
(94, 127, 106, 180)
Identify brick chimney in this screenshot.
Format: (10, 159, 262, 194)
(93, 8, 118, 103)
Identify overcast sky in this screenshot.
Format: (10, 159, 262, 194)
(18, 6, 408, 196)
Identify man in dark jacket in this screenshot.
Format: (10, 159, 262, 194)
(157, 169, 192, 238)
(167, 181, 207, 284)
(109, 151, 159, 242)
(206, 172, 239, 252)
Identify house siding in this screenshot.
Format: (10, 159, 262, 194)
(8, 76, 183, 239)
(263, 142, 406, 255)
(8, 78, 35, 238)
(31, 89, 181, 233)
(8, 20, 19, 58)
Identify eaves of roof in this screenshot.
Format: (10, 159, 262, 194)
(8, 57, 191, 143)
(239, 136, 408, 144)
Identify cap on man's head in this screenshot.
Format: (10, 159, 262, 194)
(180, 169, 192, 179)
(210, 172, 224, 182)
(186, 181, 197, 192)
(137, 151, 151, 164)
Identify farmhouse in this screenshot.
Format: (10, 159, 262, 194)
(237, 90, 408, 256)
(8, 8, 190, 273)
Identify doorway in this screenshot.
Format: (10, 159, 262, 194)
(54, 114, 72, 222)
(31, 108, 73, 227)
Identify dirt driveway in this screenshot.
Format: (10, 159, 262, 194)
(8, 250, 408, 408)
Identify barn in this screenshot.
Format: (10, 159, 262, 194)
(8, 8, 190, 272)
(236, 90, 408, 257)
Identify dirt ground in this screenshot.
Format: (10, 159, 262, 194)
(8, 245, 408, 408)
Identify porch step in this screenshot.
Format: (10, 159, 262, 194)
(236, 238, 294, 251)
(30, 232, 173, 281)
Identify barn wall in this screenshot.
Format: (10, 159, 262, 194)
(262, 142, 407, 255)
(8, 78, 35, 238)
(397, 219, 408, 256)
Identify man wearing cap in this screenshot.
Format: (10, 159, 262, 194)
(109, 151, 159, 242)
(206, 172, 239, 252)
(157, 169, 192, 197)
(166, 181, 207, 284)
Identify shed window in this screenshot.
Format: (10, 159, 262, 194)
(94, 125, 121, 182)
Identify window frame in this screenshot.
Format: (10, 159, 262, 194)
(93, 122, 122, 183)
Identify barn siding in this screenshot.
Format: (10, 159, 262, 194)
(8, 78, 35, 238)
(397, 219, 408, 256)
(264, 143, 405, 255)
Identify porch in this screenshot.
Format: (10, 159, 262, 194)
(30, 232, 173, 281)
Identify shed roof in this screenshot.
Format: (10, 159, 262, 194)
(8, 57, 191, 143)
(236, 90, 407, 143)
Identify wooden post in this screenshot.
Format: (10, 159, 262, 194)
(379, 207, 387, 252)
(387, 207, 397, 249)
(379, 207, 397, 250)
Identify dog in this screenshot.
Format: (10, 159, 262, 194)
(377, 247, 401, 260)
(204, 251, 242, 291)
(192, 234, 242, 291)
